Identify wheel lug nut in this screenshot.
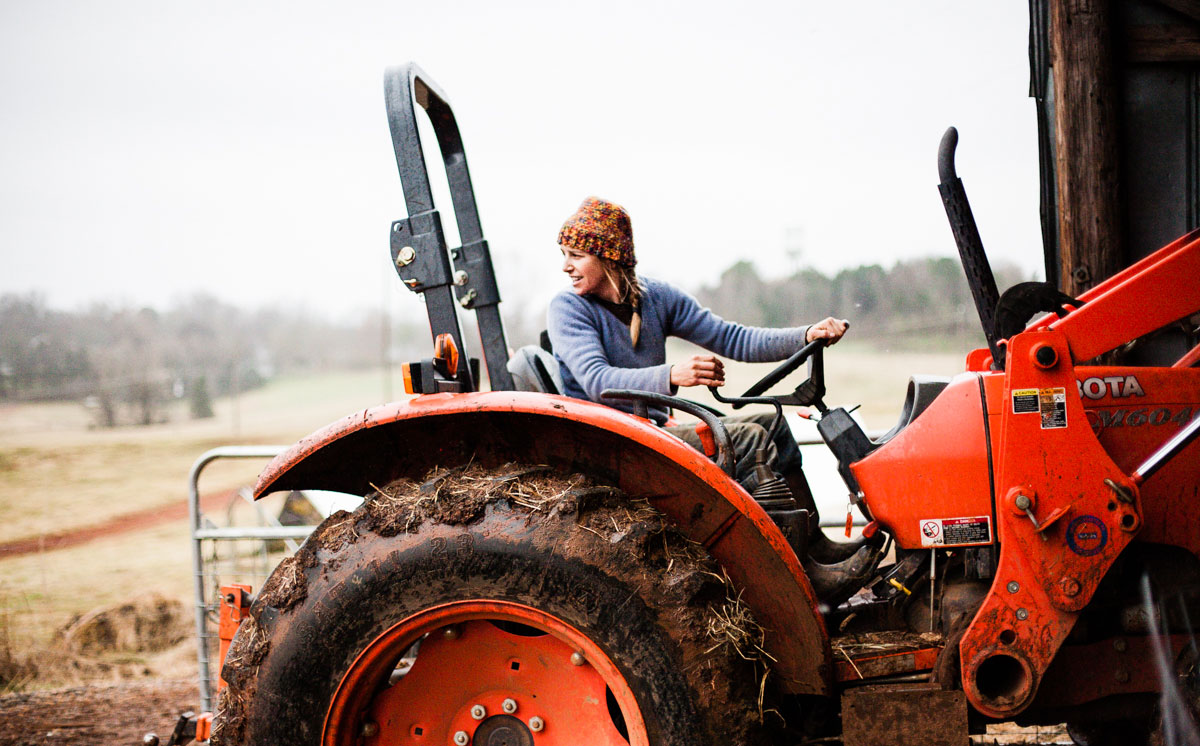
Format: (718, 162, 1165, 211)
(361, 720, 379, 737)
(443, 625, 460, 640)
(570, 652, 586, 666)
(470, 704, 487, 720)
(453, 730, 470, 745)
(528, 716, 544, 732)
(501, 698, 518, 714)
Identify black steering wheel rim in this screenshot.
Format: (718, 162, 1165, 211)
(733, 338, 826, 409)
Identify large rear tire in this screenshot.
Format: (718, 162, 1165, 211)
(212, 464, 771, 746)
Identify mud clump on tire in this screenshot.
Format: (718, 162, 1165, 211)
(215, 462, 774, 746)
(361, 463, 604, 533)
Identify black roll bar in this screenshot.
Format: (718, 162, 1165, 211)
(383, 63, 514, 391)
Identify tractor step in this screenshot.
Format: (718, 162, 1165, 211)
(831, 630, 946, 683)
(842, 685, 968, 746)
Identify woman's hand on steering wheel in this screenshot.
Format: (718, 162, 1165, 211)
(670, 354, 725, 388)
(737, 318, 848, 404)
(806, 317, 849, 345)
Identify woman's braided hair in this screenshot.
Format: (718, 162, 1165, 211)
(600, 259, 643, 347)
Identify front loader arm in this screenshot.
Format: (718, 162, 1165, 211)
(1031, 228, 1200, 363)
(959, 329, 1143, 718)
(959, 232, 1200, 718)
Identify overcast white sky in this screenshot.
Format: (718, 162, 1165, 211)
(0, 1, 1041, 325)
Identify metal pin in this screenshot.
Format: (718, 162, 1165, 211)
(930, 548, 936, 632)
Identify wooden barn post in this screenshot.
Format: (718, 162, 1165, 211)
(1050, 0, 1124, 296)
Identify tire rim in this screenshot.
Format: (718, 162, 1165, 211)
(324, 600, 648, 746)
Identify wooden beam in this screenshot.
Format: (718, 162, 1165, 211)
(1125, 23, 1200, 62)
(1151, 0, 1200, 25)
(1050, 0, 1124, 297)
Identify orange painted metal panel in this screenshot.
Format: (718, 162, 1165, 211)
(1077, 366, 1200, 556)
(833, 647, 941, 682)
(851, 374, 994, 550)
(216, 584, 252, 692)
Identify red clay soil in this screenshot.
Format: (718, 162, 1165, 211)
(0, 678, 199, 745)
(0, 491, 237, 560)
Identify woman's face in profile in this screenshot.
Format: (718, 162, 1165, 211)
(560, 247, 610, 299)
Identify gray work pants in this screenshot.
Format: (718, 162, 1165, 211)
(665, 411, 804, 494)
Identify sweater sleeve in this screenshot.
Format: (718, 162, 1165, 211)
(547, 293, 674, 402)
(657, 280, 808, 362)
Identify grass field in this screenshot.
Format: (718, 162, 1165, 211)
(0, 345, 971, 689)
(0, 367, 409, 688)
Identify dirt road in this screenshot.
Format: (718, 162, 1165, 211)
(0, 678, 198, 745)
(0, 490, 236, 559)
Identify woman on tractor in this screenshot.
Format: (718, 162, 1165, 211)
(547, 195, 854, 563)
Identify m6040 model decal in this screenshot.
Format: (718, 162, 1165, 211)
(1090, 406, 1195, 429)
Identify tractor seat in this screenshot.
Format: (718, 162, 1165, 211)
(507, 334, 563, 395)
(872, 375, 951, 446)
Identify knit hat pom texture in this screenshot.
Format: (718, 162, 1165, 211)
(558, 196, 636, 268)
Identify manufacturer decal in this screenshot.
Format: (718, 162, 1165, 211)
(919, 516, 992, 547)
(1077, 375, 1145, 400)
(1066, 515, 1108, 556)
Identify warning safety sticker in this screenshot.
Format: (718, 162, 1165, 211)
(1012, 388, 1039, 414)
(919, 516, 992, 547)
(1012, 387, 1068, 429)
(1039, 387, 1067, 429)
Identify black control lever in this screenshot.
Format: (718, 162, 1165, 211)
(707, 388, 788, 446)
(600, 389, 735, 476)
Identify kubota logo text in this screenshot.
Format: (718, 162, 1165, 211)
(1077, 375, 1144, 400)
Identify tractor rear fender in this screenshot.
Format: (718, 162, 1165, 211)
(252, 390, 832, 696)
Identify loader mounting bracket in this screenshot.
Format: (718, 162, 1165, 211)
(958, 329, 1143, 719)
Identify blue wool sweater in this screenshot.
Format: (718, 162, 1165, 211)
(547, 277, 808, 416)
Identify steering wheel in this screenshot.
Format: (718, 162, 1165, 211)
(731, 337, 829, 412)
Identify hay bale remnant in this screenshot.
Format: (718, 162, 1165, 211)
(61, 594, 190, 655)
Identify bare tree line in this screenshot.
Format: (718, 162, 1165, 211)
(0, 294, 430, 426)
(1, 257, 1024, 426)
(695, 256, 1030, 351)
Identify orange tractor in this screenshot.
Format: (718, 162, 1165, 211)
(201, 65, 1200, 745)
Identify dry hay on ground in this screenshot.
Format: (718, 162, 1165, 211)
(60, 593, 190, 655)
(1, 593, 194, 693)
